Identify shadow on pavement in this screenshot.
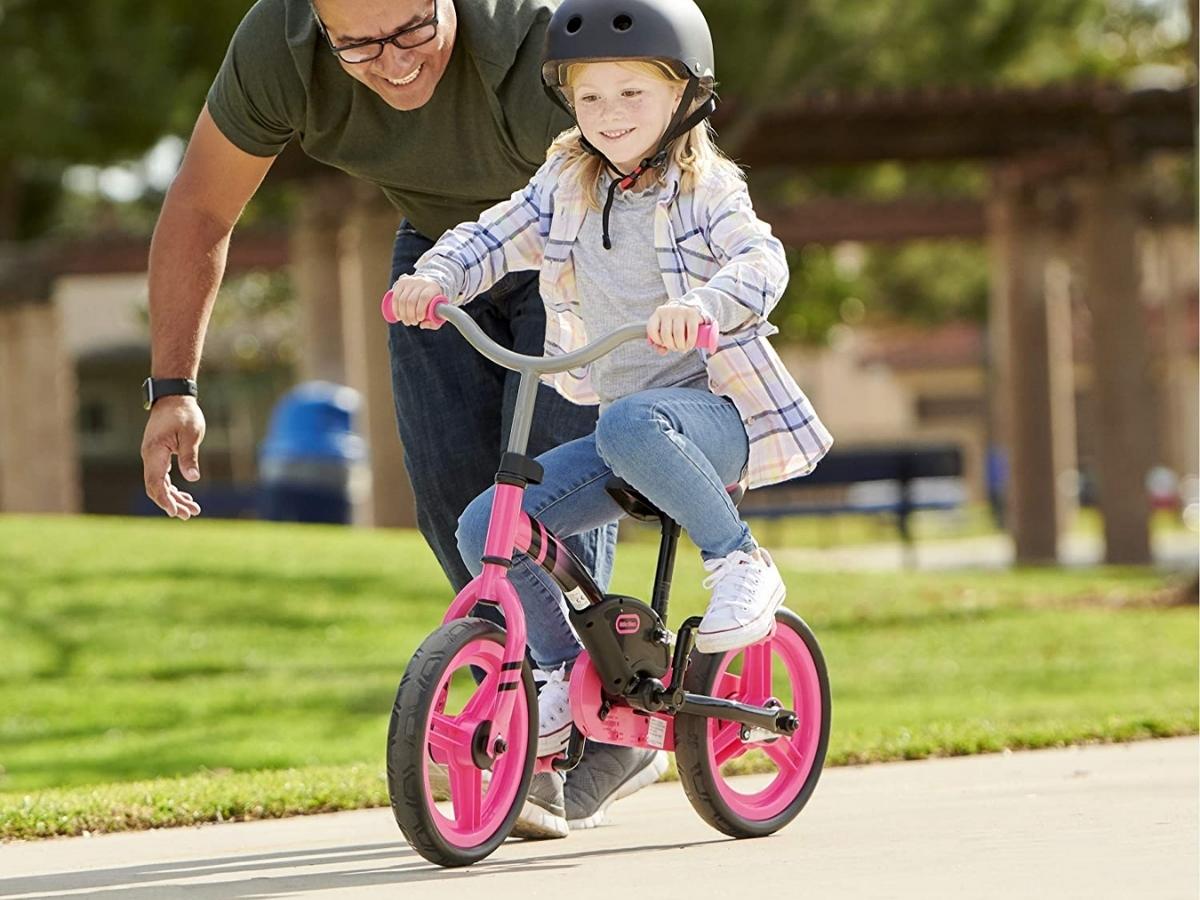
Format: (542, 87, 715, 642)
(0, 836, 732, 898)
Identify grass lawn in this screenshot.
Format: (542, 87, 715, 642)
(0, 514, 1195, 839)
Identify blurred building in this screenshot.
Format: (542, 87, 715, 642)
(62, 271, 296, 518)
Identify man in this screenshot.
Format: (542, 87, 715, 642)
(139, 0, 665, 837)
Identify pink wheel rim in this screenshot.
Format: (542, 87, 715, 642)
(705, 622, 823, 820)
(421, 638, 529, 848)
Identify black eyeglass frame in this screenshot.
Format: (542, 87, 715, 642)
(313, 2, 440, 63)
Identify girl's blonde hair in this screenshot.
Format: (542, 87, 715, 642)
(548, 60, 743, 210)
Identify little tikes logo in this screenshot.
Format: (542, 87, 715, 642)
(614, 613, 640, 635)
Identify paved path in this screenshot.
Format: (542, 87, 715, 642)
(1, 737, 1195, 899)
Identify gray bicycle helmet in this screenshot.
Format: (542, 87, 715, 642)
(541, 0, 715, 112)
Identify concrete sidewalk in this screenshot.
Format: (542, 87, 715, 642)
(1, 737, 1196, 899)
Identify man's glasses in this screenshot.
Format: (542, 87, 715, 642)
(315, 3, 439, 64)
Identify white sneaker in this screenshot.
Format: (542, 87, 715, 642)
(694, 548, 786, 654)
(537, 664, 573, 757)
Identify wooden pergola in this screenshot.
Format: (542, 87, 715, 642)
(724, 82, 1192, 165)
(723, 82, 1197, 565)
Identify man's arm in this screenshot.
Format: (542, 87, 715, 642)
(141, 105, 275, 519)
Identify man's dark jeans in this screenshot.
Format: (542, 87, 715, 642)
(387, 220, 616, 595)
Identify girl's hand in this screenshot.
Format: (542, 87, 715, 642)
(648, 304, 705, 354)
(386, 275, 444, 327)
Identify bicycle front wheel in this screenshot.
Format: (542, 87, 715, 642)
(386, 617, 536, 867)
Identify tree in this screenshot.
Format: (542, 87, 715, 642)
(0, 0, 249, 238)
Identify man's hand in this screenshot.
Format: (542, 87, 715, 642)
(141, 396, 205, 519)
(386, 275, 444, 327)
(648, 304, 705, 354)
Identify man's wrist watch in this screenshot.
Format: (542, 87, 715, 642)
(142, 377, 198, 410)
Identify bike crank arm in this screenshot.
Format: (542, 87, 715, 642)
(551, 726, 588, 773)
(674, 693, 800, 736)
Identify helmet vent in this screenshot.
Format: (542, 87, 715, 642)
(565, 15, 584, 33)
(612, 13, 633, 31)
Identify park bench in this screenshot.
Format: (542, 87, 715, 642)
(738, 444, 966, 557)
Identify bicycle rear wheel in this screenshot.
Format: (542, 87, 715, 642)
(387, 617, 536, 866)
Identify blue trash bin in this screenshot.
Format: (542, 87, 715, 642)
(258, 381, 368, 524)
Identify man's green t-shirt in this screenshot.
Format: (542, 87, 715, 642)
(207, 0, 572, 239)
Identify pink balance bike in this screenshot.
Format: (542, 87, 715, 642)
(381, 294, 831, 868)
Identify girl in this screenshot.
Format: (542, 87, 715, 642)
(386, 0, 832, 759)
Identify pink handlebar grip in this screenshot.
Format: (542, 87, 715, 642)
(696, 321, 719, 352)
(380, 291, 449, 329)
(648, 320, 720, 352)
(380, 290, 399, 324)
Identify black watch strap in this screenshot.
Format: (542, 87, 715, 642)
(142, 377, 198, 410)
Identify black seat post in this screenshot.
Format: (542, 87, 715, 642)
(651, 516, 682, 621)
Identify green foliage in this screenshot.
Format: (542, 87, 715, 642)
(0, 0, 247, 162)
(776, 245, 861, 344)
(864, 241, 992, 326)
(0, 0, 249, 236)
(208, 270, 300, 372)
(775, 239, 991, 344)
(700, 0, 1161, 95)
(213, 270, 295, 321)
(0, 0, 1188, 175)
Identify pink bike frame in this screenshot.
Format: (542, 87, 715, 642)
(383, 292, 719, 758)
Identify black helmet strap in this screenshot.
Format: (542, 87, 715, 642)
(584, 77, 717, 250)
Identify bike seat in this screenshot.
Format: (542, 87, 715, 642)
(605, 477, 745, 522)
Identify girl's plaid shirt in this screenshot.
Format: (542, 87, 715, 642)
(414, 151, 833, 488)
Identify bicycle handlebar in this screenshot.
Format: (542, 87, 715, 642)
(381, 292, 718, 376)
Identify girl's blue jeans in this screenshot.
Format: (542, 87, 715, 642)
(456, 387, 754, 669)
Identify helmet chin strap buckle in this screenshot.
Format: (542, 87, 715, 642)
(618, 172, 641, 190)
(617, 149, 670, 190)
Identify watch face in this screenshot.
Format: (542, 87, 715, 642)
(142, 378, 153, 410)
